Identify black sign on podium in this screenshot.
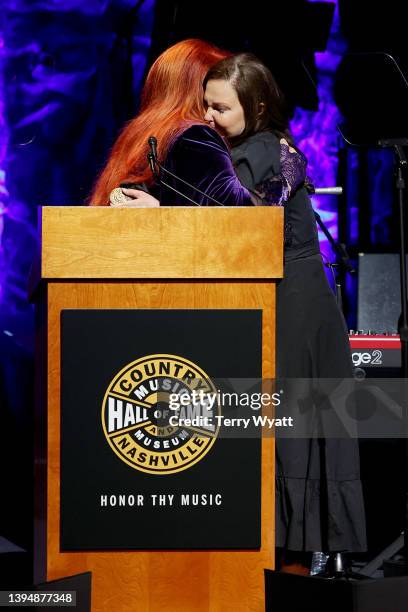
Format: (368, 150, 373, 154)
(60, 309, 262, 550)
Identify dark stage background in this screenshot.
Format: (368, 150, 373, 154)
(0, 0, 408, 583)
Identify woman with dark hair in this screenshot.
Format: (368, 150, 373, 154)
(202, 53, 367, 572)
(118, 51, 367, 573)
(204, 52, 293, 147)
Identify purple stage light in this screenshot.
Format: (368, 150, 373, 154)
(0, 0, 155, 330)
(291, 0, 346, 262)
(0, 29, 8, 305)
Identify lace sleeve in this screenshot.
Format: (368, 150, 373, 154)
(253, 140, 307, 206)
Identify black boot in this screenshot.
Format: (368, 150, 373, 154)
(324, 552, 350, 578)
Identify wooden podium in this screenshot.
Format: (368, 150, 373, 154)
(34, 206, 283, 612)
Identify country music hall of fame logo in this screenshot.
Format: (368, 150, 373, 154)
(101, 354, 220, 475)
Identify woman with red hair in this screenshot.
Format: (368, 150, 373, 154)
(90, 39, 229, 205)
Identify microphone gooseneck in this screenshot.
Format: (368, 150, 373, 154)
(146, 135, 224, 207)
(147, 152, 159, 180)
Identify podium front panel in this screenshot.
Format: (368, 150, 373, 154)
(37, 279, 276, 612)
(60, 308, 262, 550)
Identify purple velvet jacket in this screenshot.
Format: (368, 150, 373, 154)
(160, 124, 287, 207)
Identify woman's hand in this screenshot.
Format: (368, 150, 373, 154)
(109, 187, 160, 207)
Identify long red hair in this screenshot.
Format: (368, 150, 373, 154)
(89, 39, 229, 205)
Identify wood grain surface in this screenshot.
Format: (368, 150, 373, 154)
(40, 207, 283, 280)
(42, 281, 276, 612)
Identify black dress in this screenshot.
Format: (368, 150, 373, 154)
(160, 124, 366, 552)
(232, 131, 367, 552)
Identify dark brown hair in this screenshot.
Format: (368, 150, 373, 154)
(203, 52, 294, 146)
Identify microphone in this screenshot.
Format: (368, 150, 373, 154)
(147, 136, 160, 181)
(147, 135, 225, 207)
(148, 136, 158, 160)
